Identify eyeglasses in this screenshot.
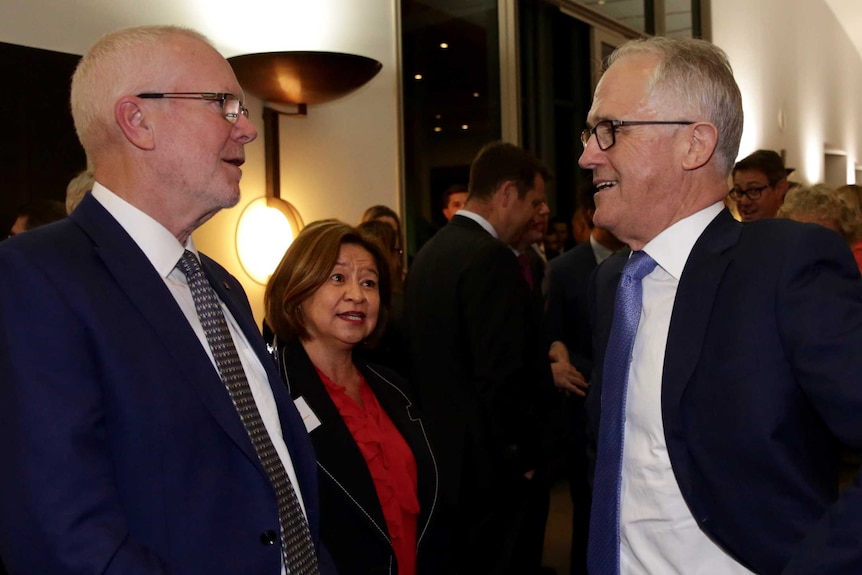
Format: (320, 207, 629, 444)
(728, 184, 770, 201)
(136, 92, 249, 124)
(580, 120, 694, 151)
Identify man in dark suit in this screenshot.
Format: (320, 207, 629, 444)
(545, 183, 625, 575)
(581, 36, 862, 575)
(0, 26, 329, 575)
(405, 141, 559, 574)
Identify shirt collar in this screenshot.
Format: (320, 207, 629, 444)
(590, 234, 615, 264)
(91, 182, 196, 279)
(455, 209, 498, 239)
(642, 202, 724, 280)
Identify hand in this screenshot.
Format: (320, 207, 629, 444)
(551, 360, 588, 396)
(548, 340, 570, 364)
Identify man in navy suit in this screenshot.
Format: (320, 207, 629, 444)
(0, 26, 329, 575)
(581, 37, 862, 575)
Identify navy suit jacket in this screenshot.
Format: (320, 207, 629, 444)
(546, 241, 600, 380)
(589, 208, 862, 575)
(0, 194, 328, 575)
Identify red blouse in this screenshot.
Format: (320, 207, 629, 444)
(316, 367, 420, 575)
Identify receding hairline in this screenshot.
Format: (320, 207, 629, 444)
(70, 26, 221, 157)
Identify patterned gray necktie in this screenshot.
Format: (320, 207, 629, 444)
(176, 250, 319, 575)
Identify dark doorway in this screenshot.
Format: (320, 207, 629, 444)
(401, 0, 502, 257)
(519, 1, 594, 227)
(0, 42, 85, 235)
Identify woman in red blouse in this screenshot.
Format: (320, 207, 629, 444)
(265, 220, 447, 575)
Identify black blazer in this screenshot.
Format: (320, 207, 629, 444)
(275, 340, 446, 575)
(404, 215, 555, 506)
(589, 208, 862, 575)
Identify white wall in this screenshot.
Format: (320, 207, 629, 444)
(6, 0, 862, 323)
(712, 0, 862, 185)
(1, 0, 401, 326)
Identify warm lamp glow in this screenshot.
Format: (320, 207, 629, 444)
(236, 197, 304, 285)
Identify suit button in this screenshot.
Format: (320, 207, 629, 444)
(260, 530, 278, 545)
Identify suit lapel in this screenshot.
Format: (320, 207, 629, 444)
(281, 342, 389, 540)
(71, 196, 263, 472)
(360, 363, 438, 541)
(662, 209, 741, 412)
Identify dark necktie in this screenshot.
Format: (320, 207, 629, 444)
(516, 252, 534, 291)
(587, 250, 657, 575)
(176, 250, 319, 575)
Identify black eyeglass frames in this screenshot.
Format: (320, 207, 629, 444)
(728, 184, 771, 201)
(580, 120, 694, 151)
(136, 92, 249, 124)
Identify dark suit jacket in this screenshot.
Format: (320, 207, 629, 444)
(589, 208, 862, 575)
(404, 214, 555, 507)
(0, 194, 327, 575)
(275, 340, 445, 575)
(546, 241, 599, 379)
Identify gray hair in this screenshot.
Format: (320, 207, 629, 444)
(608, 37, 743, 175)
(777, 184, 860, 243)
(70, 25, 211, 158)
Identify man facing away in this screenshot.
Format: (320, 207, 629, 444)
(0, 26, 330, 575)
(406, 141, 560, 574)
(580, 37, 862, 575)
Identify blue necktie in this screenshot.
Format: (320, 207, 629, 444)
(587, 250, 658, 575)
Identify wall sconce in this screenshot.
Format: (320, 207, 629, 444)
(229, 51, 383, 284)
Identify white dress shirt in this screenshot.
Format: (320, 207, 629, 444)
(456, 208, 499, 238)
(620, 201, 754, 575)
(91, 184, 306, 574)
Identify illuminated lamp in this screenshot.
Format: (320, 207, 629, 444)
(228, 51, 382, 284)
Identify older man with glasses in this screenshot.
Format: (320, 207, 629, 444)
(0, 26, 333, 575)
(580, 36, 862, 575)
(729, 149, 792, 221)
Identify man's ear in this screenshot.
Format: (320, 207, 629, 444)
(682, 122, 718, 171)
(115, 97, 155, 151)
(775, 178, 790, 201)
(497, 180, 517, 208)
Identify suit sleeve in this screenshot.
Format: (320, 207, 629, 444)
(0, 248, 169, 575)
(459, 244, 548, 475)
(545, 261, 566, 345)
(776, 227, 862, 575)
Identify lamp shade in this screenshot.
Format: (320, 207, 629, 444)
(228, 51, 383, 105)
(236, 197, 304, 285)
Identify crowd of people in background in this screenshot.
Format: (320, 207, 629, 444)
(3, 26, 862, 575)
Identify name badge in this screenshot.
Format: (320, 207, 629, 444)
(294, 396, 322, 432)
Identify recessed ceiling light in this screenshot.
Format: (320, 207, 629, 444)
(434, 126, 442, 132)
(414, 74, 423, 80)
(435, 114, 442, 119)
(472, 92, 480, 98)
(461, 124, 469, 130)
(440, 42, 449, 49)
